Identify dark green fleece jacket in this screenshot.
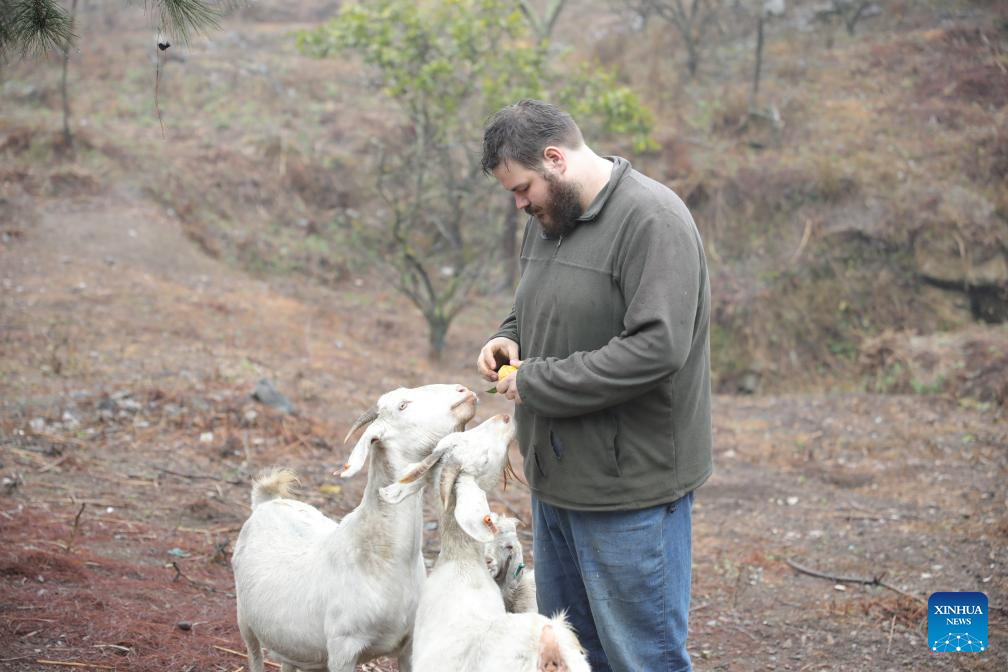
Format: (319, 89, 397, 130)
(491, 157, 712, 511)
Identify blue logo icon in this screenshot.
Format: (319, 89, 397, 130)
(928, 592, 987, 652)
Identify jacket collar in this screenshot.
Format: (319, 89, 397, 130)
(578, 156, 629, 223)
(535, 156, 630, 240)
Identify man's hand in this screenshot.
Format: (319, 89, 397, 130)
(477, 337, 519, 381)
(495, 370, 522, 404)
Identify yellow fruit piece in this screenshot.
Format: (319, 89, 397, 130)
(485, 364, 518, 393)
(497, 364, 518, 380)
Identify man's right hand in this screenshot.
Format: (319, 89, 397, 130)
(477, 337, 519, 381)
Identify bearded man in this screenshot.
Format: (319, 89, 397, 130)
(476, 99, 712, 672)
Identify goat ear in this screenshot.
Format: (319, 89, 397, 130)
(378, 480, 417, 504)
(454, 474, 497, 543)
(378, 447, 447, 503)
(439, 461, 462, 510)
(339, 425, 382, 479)
(379, 480, 418, 504)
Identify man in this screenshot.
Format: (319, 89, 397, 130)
(476, 99, 712, 672)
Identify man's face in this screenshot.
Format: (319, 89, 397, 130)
(492, 161, 583, 238)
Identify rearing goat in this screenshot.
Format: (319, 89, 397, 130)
(382, 414, 590, 672)
(231, 384, 477, 672)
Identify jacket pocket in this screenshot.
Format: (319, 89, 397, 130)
(549, 410, 621, 478)
(517, 405, 549, 479)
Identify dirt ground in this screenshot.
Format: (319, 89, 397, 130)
(1, 180, 1005, 672)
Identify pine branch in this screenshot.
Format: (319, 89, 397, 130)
(0, 0, 76, 60)
(144, 0, 221, 46)
(0, 0, 236, 60)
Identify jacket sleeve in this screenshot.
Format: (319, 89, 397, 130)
(490, 306, 519, 345)
(517, 211, 703, 418)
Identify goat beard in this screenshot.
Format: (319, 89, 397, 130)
(526, 171, 583, 239)
(502, 443, 524, 491)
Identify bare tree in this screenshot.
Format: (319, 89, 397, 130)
(619, 0, 663, 32)
(518, 0, 567, 43)
(815, 1, 877, 38)
(750, 0, 785, 112)
(60, 0, 81, 150)
(620, 0, 724, 79)
(838, 0, 874, 35)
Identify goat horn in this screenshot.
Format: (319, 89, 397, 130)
(343, 405, 378, 444)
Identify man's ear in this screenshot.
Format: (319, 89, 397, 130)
(542, 146, 566, 173)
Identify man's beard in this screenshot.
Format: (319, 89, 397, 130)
(525, 171, 583, 239)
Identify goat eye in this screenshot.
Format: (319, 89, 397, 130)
(398, 400, 409, 411)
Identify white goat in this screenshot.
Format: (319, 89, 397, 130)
(485, 514, 537, 614)
(231, 384, 477, 672)
(382, 414, 590, 672)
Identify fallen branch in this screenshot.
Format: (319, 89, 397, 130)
(212, 646, 281, 669)
(63, 503, 86, 554)
(35, 661, 116, 670)
(784, 557, 926, 603)
(725, 623, 760, 642)
(34, 431, 88, 448)
(787, 217, 815, 266)
(169, 561, 234, 597)
(38, 455, 71, 473)
(176, 525, 242, 535)
(155, 466, 242, 486)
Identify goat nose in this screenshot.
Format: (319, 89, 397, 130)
(502, 414, 510, 424)
(456, 385, 468, 394)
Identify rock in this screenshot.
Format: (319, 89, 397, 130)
(97, 397, 119, 413)
(2, 473, 24, 494)
(250, 378, 297, 415)
(61, 411, 80, 430)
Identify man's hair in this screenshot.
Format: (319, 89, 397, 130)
(481, 99, 584, 175)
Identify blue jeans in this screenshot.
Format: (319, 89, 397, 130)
(532, 492, 694, 672)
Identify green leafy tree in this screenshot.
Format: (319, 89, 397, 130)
(299, 0, 655, 358)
